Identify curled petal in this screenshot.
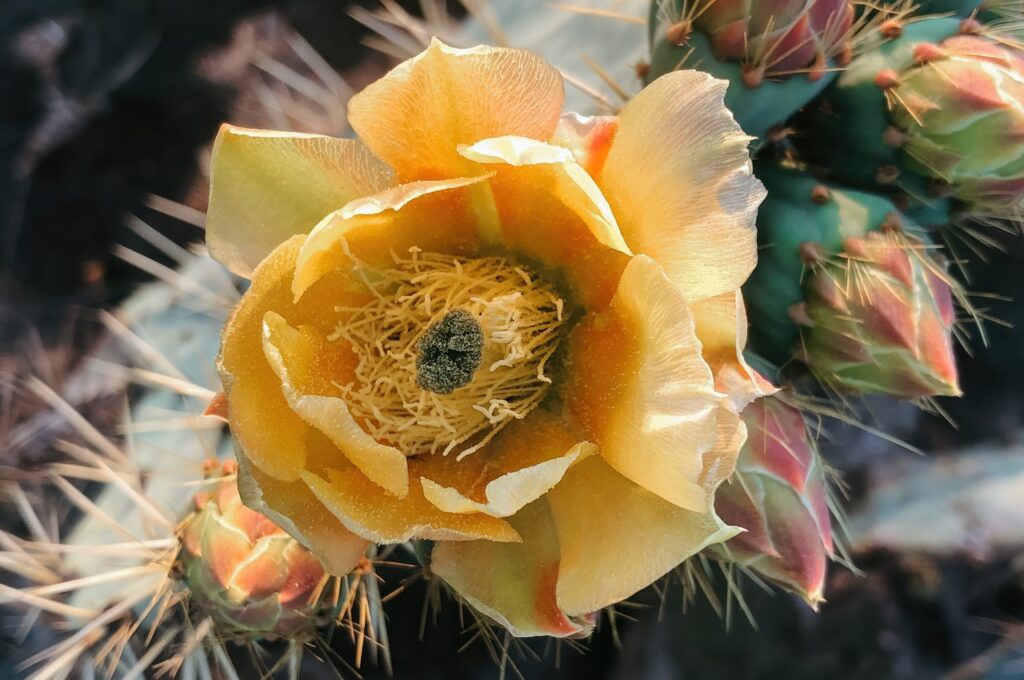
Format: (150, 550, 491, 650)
(432, 501, 592, 638)
(599, 70, 765, 301)
(261, 312, 409, 498)
(419, 411, 596, 518)
(236, 456, 370, 576)
(300, 448, 520, 545)
(458, 135, 631, 256)
(348, 38, 564, 180)
(564, 255, 721, 511)
(691, 291, 778, 412)
(207, 126, 393, 277)
(548, 457, 740, 617)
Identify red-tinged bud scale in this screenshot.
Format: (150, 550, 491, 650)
(712, 395, 834, 606)
(892, 35, 1024, 218)
(179, 469, 327, 639)
(801, 231, 960, 398)
(694, 0, 855, 77)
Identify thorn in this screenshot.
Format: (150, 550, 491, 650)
(874, 69, 901, 89)
(876, 165, 901, 185)
(741, 63, 765, 89)
(811, 185, 832, 205)
(881, 211, 904, 232)
(766, 124, 789, 143)
(789, 303, 814, 327)
(913, 42, 945, 64)
(959, 17, 983, 35)
(883, 125, 906, 148)
(203, 392, 229, 421)
(666, 20, 692, 46)
(634, 60, 650, 82)
(880, 19, 904, 39)
(799, 242, 827, 264)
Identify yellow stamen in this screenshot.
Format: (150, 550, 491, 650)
(329, 250, 564, 459)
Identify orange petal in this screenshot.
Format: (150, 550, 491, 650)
(348, 39, 564, 181)
(261, 312, 409, 498)
(691, 291, 778, 412)
(419, 410, 595, 518)
(300, 453, 520, 544)
(292, 176, 488, 300)
(207, 125, 393, 277)
(547, 457, 740, 617)
(563, 255, 721, 511)
(432, 500, 593, 638)
(598, 70, 765, 301)
(237, 456, 370, 576)
(220, 234, 390, 482)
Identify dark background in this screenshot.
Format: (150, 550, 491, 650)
(1, 1, 1023, 678)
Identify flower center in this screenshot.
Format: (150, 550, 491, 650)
(329, 250, 564, 459)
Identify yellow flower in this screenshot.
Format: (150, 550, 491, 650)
(208, 39, 767, 638)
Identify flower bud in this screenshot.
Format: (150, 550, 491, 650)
(712, 395, 833, 606)
(891, 35, 1024, 219)
(801, 231, 960, 398)
(179, 471, 326, 639)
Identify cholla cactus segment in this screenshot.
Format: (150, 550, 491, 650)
(800, 229, 961, 398)
(647, 0, 848, 137)
(179, 468, 328, 640)
(797, 16, 963, 191)
(744, 163, 906, 366)
(889, 34, 1024, 220)
(692, 0, 855, 79)
(712, 394, 833, 606)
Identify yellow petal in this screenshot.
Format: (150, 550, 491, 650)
(261, 312, 409, 497)
(563, 255, 721, 511)
(419, 410, 596, 518)
(348, 39, 564, 181)
(458, 135, 631, 255)
(598, 71, 766, 301)
(207, 125, 393, 277)
(236, 455, 370, 576)
(220, 234, 385, 482)
(219, 236, 310, 482)
(292, 176, 488, 300)
(301, 462, 520, 544)
(547, 457, 740, 617)
(691, 291, 778, 412)
(432, 500, 592, 638)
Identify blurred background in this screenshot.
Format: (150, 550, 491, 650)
(1, 1, 1023, 678)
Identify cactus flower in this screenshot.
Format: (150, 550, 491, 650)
(889, 34, 1024, 219)
(692, 0, 855, 82)
(206, 40, 767, 637)
(712, 394, 833, 606)
(179, 472, 329, 639)
(799, 230, 960, 398)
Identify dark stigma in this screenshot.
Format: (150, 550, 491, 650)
(416, 309, 485, 394)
